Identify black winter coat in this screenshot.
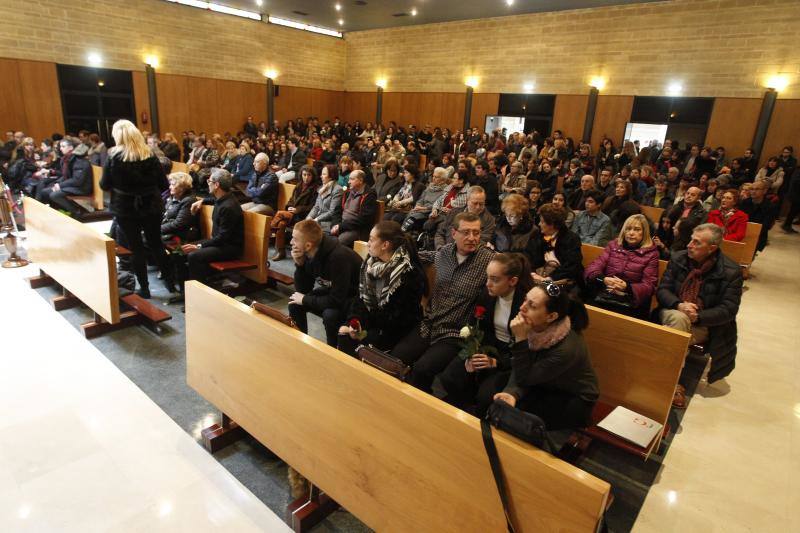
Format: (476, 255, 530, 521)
(346, 262, 425, 350)
(100, 154, 167, 217)
(657, 250, 743, 382)
(295, 235, 363, 311)
(525, 228, 584, 284)
(161, 195, 199, 242)
(201, 193, 244, 251)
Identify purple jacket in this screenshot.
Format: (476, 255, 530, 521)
(584, 240, 659, 307)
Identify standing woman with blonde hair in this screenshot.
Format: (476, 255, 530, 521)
(100, 119, 175, 298)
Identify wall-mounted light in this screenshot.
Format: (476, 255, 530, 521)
(264, 69, 278, 79)
(97, 80, 105, 87)
(144, 55, 160, 68)
(589, 76, 606, 91)
(506, 0, 514, 5)
(376, 78, 387, 90)
(765, 74, 789, 92)
(268, 16, 342, 38)
(335, 3, 341, 11)
(338, 18, 344, 26)
(465, 76, 479, 89)
(411, 7, 417, 16)
(667, 82, 683, 96)
(87, 52, 102, 67)
(523, 82, 535, 93)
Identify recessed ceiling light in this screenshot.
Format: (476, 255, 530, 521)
(338, 18, 344, 25)
(255, 0, 262, 6)
(87, 52, 102, 66)
(335, 3, 341, 11)
(411, 7, 417, 16)
(506, 0, 514, 6)
(98, 81, 105, 87)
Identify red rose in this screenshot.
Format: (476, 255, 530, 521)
(474, 305, 486, 319)
(348, 318, 362, 331)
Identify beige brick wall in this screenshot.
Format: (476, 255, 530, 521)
(344, 0, 800, 98)
(0, 0, 345, 89)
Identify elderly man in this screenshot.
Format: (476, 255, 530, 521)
(567, 174, 596, 211)
(392, 212, 495, 393)
(288, 219, 362, 346)
(657, 223, 742, 404)
(183, 168, 244, 284)
(667, 186, 707, 251)
(434, 186, 495, 248)
(331, 169, 377, 248)
(241, 152, 278, 215)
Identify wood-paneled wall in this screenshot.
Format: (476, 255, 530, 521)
(761, 99, 800, 165)
(552, 95, 589, 142)
(131, 71, 150, 132)
(274, 86, 344, 124)
(590, 95, 634, 149)
(343, 92, 376, 124)
(469, 93, 500, 132)
(704, 98, 763, 159)
(0, 58, 64, 141)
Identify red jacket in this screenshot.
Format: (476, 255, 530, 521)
(707, 209, 749, 242)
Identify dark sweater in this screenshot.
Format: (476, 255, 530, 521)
(100, 154, 167, 217)
(525, 228, 584, 284)
(200, 193, 244, 251)
(295, 235, 363, 311)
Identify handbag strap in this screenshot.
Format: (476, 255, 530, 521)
(480, 419, 516, 533)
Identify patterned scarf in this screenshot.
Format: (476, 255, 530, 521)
(527, 317, 571, 351)
(678, 253, 717, 309)
(359, 245, 413, 312)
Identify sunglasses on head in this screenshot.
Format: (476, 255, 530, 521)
(538, 280, 561, 298)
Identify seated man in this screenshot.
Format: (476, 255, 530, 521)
(573, 190, 613, 247)
(657, 223, 743, 402)
(740, 179, 778, 252)
(434, 186, 495, 248)
(276, 138, 305, 184)
(35, 138, 92, 217)
(181, 168, 244, 285)
(241, 152, 279, 215)
(667, 186, 707, 251)
(331, 169, 377, 248)
(567, 174, 596, 211)
(288, 219, 363, 346)
(392, 212, 495, 393)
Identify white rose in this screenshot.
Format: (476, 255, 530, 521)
(459, 326, 471, 338)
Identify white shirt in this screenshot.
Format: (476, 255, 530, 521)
(493, 292, 514, 343)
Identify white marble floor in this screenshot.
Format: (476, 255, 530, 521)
(634, 230, 800, 533)
(0, 262, 290, 532)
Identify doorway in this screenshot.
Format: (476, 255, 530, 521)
(57, 64, 137, 146)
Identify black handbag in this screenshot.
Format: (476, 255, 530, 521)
(480, 401, 557, 533)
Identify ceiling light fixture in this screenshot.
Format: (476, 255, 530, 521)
(164, 0, 261, 21)
(267, 16, 343, 37)
(255, 0, 262, 6)
(335, 3, 341, 11)
(506, 0, 515, 6)
(338, 18, 344, 26)
(523, 82, 535, 93)
(667, 82, 683, 96)
(411, 7, 417, 16)
(87, 52, 102, 66)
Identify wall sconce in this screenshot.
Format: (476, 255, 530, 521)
(765, 74, 789, 93)
(376, 78, 387, 90)
(465, 76, 479, 89)
(523, 82, 535, 94)
(264, 69, 278, 80)
(144, 55, 160, 68)
(589, 76, 606, 91)
(667, 82, 683, 96)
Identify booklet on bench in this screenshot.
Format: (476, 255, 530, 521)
(596, 406, 664, 449)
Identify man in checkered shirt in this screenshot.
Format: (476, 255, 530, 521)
(392, 212, 495, 393)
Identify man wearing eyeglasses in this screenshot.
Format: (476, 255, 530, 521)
(392, 212, 495, 394)
(180, 168, 244, 286)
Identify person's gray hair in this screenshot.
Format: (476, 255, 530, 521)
(209, 168, 233, 191)
(468, 185, 485, 197)
(350, 169, 365, 182)
(694, 223, 723, 246)
(254, 152, 269, 164)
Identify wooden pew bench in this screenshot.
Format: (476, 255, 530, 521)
(196, 205, 271, 290)
(719, 221, 761, 275)
(23, 197, 172, 338)
(186, 282, 611, 532)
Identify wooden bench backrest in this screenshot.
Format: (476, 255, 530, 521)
(639, 205, 664, 224)
(171, 161, 189, 174)
(375, 199, 385, 223)
(90, 165, 104, 210)
(23, 197, 120, 323)
(198, 205, 271, 284)
(418, 154, 427, 169)
(353, 240, 368, 260)
(719, 239, 748, 266)
(185, 282, 610, 532)
(584, 305, 690, 440)
(277, 183, 295, 211)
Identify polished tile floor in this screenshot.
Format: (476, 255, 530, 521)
(0, 262, 290, 532)
(634, 230, 800, 533)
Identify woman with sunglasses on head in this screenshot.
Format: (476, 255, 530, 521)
(486, 281, 599, 430)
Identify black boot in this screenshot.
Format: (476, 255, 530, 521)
(136, 285, 151, 299)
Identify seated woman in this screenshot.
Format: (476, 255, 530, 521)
(161, 172, 199, 243)
(551, 192, 575, 228)
(499, 161, 527, 200)
(401, 167, 449, 233)
(337, 221, 425, 356)
(493, 194, 535, 253)
(486, 282, 599, 429)
(306, 164, 343, 234)
(653, 212, 675, 260)
(231, 142, 255, 183)
(337, 155, 352, 187)
(373, 159, 403, 200)
(583, 214, 659, 318)
(602, 178, 641, 233)
(707, 189, 749, 241)
(525, 204, 583, 287)
(384, 164, 425, 223)
(437, 253, 532, 410)
(754, 156, 785, 193)
(535, 160, 558, 202)
(526, 180, 543, 226)
(271, 165, 319, 260)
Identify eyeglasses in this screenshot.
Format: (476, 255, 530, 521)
(455, 229, 481, 237)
